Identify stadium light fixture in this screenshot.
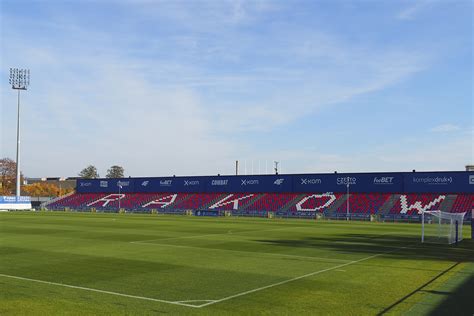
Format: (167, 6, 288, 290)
(9, 68, 30, 199)
(274, 161, 279, 175)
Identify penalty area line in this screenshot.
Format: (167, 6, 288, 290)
(196, 245, 411, 308)
(0, 274, 199, 308)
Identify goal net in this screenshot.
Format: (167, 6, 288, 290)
(421, 210, 466, 244)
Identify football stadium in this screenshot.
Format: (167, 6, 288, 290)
(1, 1, 473, 315)
(1, 171, 473, 314)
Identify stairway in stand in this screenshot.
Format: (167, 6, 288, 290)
(325, 195, 348, 217)
(378, 194, 401, 216)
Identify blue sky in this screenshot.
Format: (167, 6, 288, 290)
(0, 0, 472, 178)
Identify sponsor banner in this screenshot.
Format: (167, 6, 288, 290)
(234, 175, 292, 193)
(194, 210, 220, 217)
(0, 196, 31, 203)
(293, 173, 403, 193)
(205, 176, 234, 193)
(131, 175, 292, 193)
(76, 179, 136, 193)
(135, 177, 205, 193)
(76, 172, 472, 194)
(205, 175, 293, 193)
(404, 172, 474, 193)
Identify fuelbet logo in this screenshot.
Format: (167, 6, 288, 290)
(301, 178, 322, 185)
(373, 177, 394, 185)
(100, 181, 108, 188)
(212, 180, 228, 186)
(160, 180, 172, 186)
(141, 181, 149, 187)
(470, 175, 474, 185)
(241, 179, 259, 186)
(184, 180, 200, 186)
(274, 179, 285, 185)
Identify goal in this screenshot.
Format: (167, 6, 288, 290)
(421, 210, 466, 244)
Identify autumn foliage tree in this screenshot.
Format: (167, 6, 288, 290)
(0, 157, 24, 195)
(22, 182, 74, 197)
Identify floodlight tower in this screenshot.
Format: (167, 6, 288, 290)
(9, 68, 30, 199)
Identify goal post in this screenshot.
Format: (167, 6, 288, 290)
(421, 210, 466, 245)
(471, 209, 474, 239)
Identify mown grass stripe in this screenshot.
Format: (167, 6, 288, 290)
(197, 245, 412, 308)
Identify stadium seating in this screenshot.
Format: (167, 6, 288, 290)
(48, 193, 108, 210)
(389, 194, 446, 215)
(245, 193, 299, 212)
(451, 194, 473, 213)
(336, 194, 390, 214)
(171, 193, 223, 210)
(289, 193, 342, 212)
(48, 192, 473, 220)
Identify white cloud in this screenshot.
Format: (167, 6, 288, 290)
(430, 124, 461, 133)
(397, 0, 433, 20)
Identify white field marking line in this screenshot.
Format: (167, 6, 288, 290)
(130, 241, 352, 263)
(175, 300, 216, 303)
(134, 233, 229, 244)
(196, 245, 412, 308)
(130, 226, 302, 244)
(0, 274, 199, 308)
(134, 229, 417, 249)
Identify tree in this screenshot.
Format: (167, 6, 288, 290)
(22, 182, 73, 197)
(0, 157, 24, 195)
(106, 165, 124, 178)
(78, 165, 99, 179)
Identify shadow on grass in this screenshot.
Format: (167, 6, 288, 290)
(256, 234, 474, 315)
(254, 234, 474, 263)
(376, 261, 461, 315)
(427, 273, 474, 316)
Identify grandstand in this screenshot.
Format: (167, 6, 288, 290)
(45, 171, 473, 221)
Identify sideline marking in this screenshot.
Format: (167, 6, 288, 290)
(0, 274, 199, 308)
(196, 245, 411, 308)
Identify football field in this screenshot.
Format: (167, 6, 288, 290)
(1, 212, 473, 315)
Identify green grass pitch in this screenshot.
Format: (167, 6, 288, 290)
(1, 212, 473, 315)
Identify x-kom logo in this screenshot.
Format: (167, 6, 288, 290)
(241, 179, 259, 186)
(184, 180, 199, 186)
(301, 178, 322, 185)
